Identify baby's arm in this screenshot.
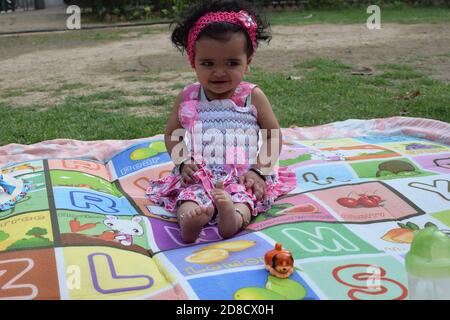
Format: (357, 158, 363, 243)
(164, 92, 198, 184)
(252, 87, 282, 174)
(165, 91, 189, 165)
(239, 87, 282, 201)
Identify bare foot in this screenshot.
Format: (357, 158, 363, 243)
(212, 181, 242, 239)
(178, 203, 214, 243)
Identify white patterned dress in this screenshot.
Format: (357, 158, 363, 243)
(147, 81, 296, 216)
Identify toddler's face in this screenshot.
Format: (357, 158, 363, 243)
(194, 32, 251, 100)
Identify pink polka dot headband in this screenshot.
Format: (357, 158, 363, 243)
(187, 10, 258, 68)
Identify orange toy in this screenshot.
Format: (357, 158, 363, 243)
(264, 243, 294, 278)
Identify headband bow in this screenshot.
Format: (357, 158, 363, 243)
(187, 10, 258, 68)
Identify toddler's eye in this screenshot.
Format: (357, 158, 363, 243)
(227, 61, 240, 67)
(200, 61, 213, 67)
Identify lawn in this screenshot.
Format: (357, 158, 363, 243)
(1, 57, 448, 146)
(77, 5, 450, 26)
(268, 5, 450, 25)
(0, 6, 449, 146)
(248, 59, 449, 126)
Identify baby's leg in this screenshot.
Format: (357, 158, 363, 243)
(177, 201, 214, 243)
(212, 182, 252, 239)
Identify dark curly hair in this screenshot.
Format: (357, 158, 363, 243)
(171, 0, 271, 59)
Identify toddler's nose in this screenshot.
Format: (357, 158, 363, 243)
(213, 68, 226, 77)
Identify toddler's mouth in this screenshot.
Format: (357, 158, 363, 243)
(210, 80, 229, 84)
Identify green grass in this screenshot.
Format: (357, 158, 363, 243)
(0, 102, 168, 145)
(377, 64, 426, 80)
(62, 90, 175, 111)
(1, 89, 24, 98)
(245, 58, 449, 127)
(170, 83, 187, 91)
(0, 57, 448, 146)
(4, 26, 166, 44)
(57, 82, 91, 91)
(268, 6, 450, 25)
(80, 13, 170, 26)
(51, 82, 92, 96)
(138, 89, 163, 96)
(120, 76, 163, 82)
(80, 5, 449, 26)
(65, 90, 128, 103)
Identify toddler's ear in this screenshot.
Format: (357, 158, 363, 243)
(246, 56, 253, 74)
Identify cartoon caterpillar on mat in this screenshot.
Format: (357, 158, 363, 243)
(1, 164, 41, 176)
(376, 160, 417, 177)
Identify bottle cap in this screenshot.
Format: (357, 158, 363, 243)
(405, 226, 450, 279)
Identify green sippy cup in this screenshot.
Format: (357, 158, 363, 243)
(405, 226, 450, 300)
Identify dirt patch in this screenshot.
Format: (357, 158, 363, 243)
(255, 23, 450, 81)
(0, 7, 69, 33)
(0, 23, 448, 109)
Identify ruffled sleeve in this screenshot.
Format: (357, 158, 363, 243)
(231, 82, 258, 117)
(178, 83, 200, 131)
(267, 166, 298, 198)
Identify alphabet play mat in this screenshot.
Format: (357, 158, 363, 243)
(0, 117, 448, 300)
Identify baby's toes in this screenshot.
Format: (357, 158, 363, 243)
(200, 207, 210, 216)
(205, 206, 215, 216)
(192, 207, 203, 217)
(217, 196, 228, 204)
(213, 190, 224, 198)
(213, 193, 224, 202)
(181, 211, 191, 220)
(190, 208, 202, 217)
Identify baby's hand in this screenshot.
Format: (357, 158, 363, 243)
(180, 163, 199, 185)
(239, 171, 266, 201)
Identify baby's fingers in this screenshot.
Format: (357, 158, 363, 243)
(182, 172, 194, 184)
(245, 178, 255, 190)
(253, 184, 263, 201)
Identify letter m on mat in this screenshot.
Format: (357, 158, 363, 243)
(282, 226, 360, 253)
